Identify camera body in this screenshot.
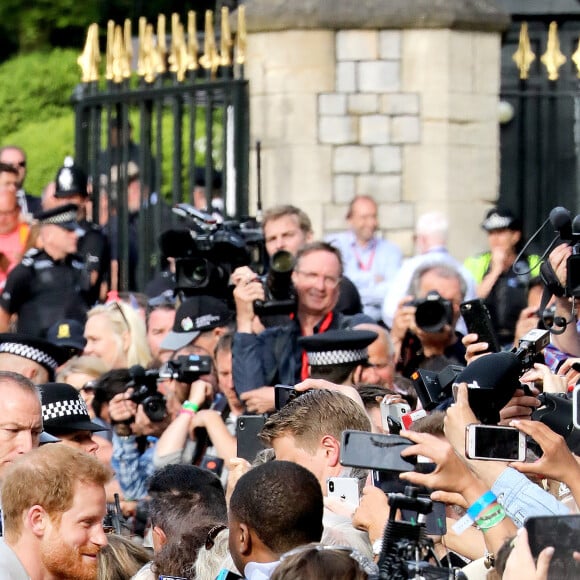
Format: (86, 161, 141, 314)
(254, 250, 297, 316)
(159, 354, 213, 384)
(128, 367, 167, 423)
(411, 364, 464, 410)
(408, 291, 453, 333)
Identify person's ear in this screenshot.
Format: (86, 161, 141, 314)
(152, 525, 167, 550)
(27, 505, 48, 538)
(238, 522, 252, 556)
(320, 434, 341, 467)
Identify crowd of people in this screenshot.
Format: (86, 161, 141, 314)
(0, 144, 576, 580)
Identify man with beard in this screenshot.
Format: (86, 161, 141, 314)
(0, 444, 110, 579)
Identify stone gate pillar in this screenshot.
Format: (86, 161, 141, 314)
(241, 0, 509, 258)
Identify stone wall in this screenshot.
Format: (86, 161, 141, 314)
(242, 0, 509, 259)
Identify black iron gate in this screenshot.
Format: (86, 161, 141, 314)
(500, 17, 580, 252)
(73, 9, 249, 292)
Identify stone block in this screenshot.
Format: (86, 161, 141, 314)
(319, 93, 347, 116)
(323, 203, 351, 230)
(473, 32, 502, 94)
(333, 175, 356, 203)
(337, 61, 357, 93)
(448, 121, 497, 147)
(319, 116, 358, 145)
(449, 31, 475, 93)
(385, 229, 414, 256)
(336, 30, 379, 61)
(402, 145, 448, 202)
(356, 174, 401, 202)
(250, 94, 318, 146)
(379, 31, 402, 60)
(391, 116, 421, 144)
(358, 61, 400, 93)
(402, 29, 450, 93)
(421, 120, 449, 146)
(360, 115, 390, 145)
(372, 145, 402, 173)
(377, 202, 414, 230)
(333, 146, 372, 173)
(348, 94, 379, 115)
(380, 93, 420, 116)
(448, 94, 498, 122)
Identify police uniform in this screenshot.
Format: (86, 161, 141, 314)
(0, 205, 90, 339)
(55, 158, 110, 304)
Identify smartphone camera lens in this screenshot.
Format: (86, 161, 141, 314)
(328, 481, 334, 493)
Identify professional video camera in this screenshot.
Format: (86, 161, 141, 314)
(159, 204, 266, 300)
(158, 354, 213, 383)
(253, 250, 297, 316)
(532, 392, 580, 454)
(376, 488, 465, 579)
(127, 365, 167, 422)
(411, 365, 464, 411)
(407, 291, 453, 333)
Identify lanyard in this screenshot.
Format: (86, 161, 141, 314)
(299, 311, 334, 380)
(352, 240, 376, 271)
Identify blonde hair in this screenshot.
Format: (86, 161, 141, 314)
(87, 302, 152, 368)
(56, 355, 108, 383)
(97, 535, 152, 580)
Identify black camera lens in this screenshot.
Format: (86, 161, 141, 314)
(328, 481, 334, 493)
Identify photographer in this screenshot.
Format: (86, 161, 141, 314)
(233, 241, 371, 410)
(154, 338, 241, 478)
(390, 262, 467, 378)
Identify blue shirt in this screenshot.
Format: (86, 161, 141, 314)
(326, 231, 402, 322)
(112, 433, 157, 501)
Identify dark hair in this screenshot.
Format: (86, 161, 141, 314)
(263, 205, 313, 235)
(214, 330, 234, 359)
(148, 464, 227, 579)
(92, 368, 132, 418)
(356, 384, 395, 411)
(309, 362, 358, 385)
(295, 241, 344, 278)
(229, 461, 324, 554)
(409, 410, 445, 437)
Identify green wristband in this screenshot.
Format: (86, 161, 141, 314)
(476, 504, 506, 531)
(182, 400, 200, 413)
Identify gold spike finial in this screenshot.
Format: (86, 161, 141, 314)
(512, 22, 535, 80)
(105, 20, 115, 81)
(156, 14, 167, 75)
(220, 7, 232, 67)
(200, 10, 219, 76)
(236, 5, 246, 66)
(572, 38, 580, 78)
(541, 21, 567, 81)
(168, 13, 189, 81)
(137, 17, 147, 77)
(122, 19, 132, 79)
(187, 11, 199, 71)
(77, 23, 100, 83)
(111, 24, 125, 83)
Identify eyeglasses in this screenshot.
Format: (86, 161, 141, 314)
(279, 543, 378, 576)
(81, 380, 97, 394)
(107, 301, 130, 330)
(205, 524, 227, 550)
(294, 270, 341, 289)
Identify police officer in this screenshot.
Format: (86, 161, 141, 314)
(0, 204, 90, 338)
(53, 156, 110, 304)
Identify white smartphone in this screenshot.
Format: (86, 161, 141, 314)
(465, 424, 526, 461)
(326, 477, 360, 507)
(380, 399, 411, 429)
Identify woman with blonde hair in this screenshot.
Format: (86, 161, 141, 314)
(84, 301, 152, 371)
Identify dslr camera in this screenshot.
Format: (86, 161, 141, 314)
(127, 366, 167, 423)
(159, 354, 213, 384)
(408, 291, 453, 333)
(253, 250, 297, 316)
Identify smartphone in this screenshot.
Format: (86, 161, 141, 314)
(525, 515, 580, 579)
(274, 385, 303, 410)
(236, 415, 267, 463)
(574, 385, 580, 430)
(460, 299, 500, 353)
(465, 424, 526, 461)
(373, 469, 429, 496)
(380, 399, 410, 430)
(327, 477, 360, 507)
(401, 498, 447, 536)
(340, 430, 416, 472)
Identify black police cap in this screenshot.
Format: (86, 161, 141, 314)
(54, 156, 88, 198)
(298, 329, 378, 367)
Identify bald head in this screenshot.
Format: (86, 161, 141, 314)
(354, 323, 395, 387)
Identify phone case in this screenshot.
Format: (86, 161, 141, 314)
(460, 299, 500, 353)
(327, 477, 360, 507)
(465, 424, 526, 461)
(236, 415, 266, 463)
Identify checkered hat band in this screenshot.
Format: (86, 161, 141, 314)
(43, 398, 90, 421)
(0, 342, 57, 370)
(41, 210, 76, 225)
(484, 215, 512, 230)
(307, 348, 367, 366)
